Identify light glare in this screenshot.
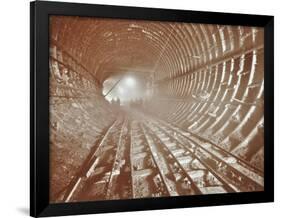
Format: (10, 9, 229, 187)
(125, 77, 136, 87)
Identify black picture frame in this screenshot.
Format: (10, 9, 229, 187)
(30, 1, 274, 217)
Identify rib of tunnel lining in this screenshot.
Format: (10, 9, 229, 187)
(49, 16, 264, 203)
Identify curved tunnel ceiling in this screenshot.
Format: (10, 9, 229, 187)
(50, 16, 263, 84)
(49, 15, 264, 203)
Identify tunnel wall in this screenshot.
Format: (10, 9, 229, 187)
(49, 43, 117, 200)
(148, 26, 264, 170)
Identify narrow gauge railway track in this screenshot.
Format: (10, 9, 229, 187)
(130, 120, 171, 198)
(105, 118, 133, 200)
(156, 118, 264, 177)
(156, 120, 264, 186)
(141, 122, 233, 194)
(61, 116, 128, 202)
(143, 118, 264, 192)
(58, 110, 264, 203)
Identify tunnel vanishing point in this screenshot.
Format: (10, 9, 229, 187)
(49, 16, 265, 203)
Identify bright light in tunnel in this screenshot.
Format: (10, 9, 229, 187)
(124, 77, 136, 87)
(103, 74, 148, 105)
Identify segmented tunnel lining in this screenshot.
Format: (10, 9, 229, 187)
(49, 16, 264, 202)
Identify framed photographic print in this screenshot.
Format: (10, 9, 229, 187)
(30, 1, 274, 217)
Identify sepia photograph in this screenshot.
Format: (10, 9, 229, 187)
(49, 16, 264, 203)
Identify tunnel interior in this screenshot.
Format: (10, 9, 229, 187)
(49, 16, 264, 202)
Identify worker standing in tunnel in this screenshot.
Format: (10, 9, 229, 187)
(116, 97, 121, 107)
